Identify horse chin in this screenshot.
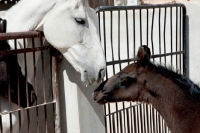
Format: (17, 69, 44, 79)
(61, 48, 105, 86)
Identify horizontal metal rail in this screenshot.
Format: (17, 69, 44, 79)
(106, 51, 184, 66)
(0, 31, 44, 40)
(96, 3, 186, 12)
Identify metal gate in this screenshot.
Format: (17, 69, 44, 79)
(96, 3, 187, 133)
(0, 31, 59, 133)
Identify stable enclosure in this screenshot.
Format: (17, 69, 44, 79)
(0, 31, 59, 133)
(97, 3, 187, 133)
(0, 2, 188, 133)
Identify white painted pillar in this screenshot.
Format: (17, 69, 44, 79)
(58, 58, 105, 133)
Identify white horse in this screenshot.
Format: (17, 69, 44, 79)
(0, 0, 106, 132)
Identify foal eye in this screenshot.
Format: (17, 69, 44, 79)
(75, 18, 85, 24)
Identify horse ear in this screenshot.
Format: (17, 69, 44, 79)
(137, 45, 151, 64)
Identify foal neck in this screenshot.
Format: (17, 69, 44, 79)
(139, 67, 200, 133)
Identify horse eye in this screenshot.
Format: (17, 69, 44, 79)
(75, 18, 85, 24)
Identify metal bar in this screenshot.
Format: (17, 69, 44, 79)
(110, 11, 115, 75)
(176, 6, 178, 69)
(119, 111, 123, 133)
(147, 9, 149, 47)
(158, 7, 162, 64)
(140, 9, 142, 46)
(0, 31, 44, 40)
(96, 3, 186, 12)
(133, 9, 136, 63)
(163, 7, 167, 65)
(0, 101, 56, 115)
(106, 51, 184, 66)
(51, 48, 61, 133)
(118, 10, 122, 70)
(40, 38, 46, 103)
(0, 46, 51, 55)
(179, 7, 182, 73)
(151, 8, 155, 61)
(103, 11, 107, 70)
(125, 10, 130, 65)
(182, 5, 187, 76)
(104, 105, 108, 133)
(112, 114, 116, 133)
(126, 109, 130, 133)
(170, 7, 173, 67)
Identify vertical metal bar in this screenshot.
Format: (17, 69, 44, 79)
(31, 38, 40, 133)
(145, 104, 149, 133)
(151, 8, 155, 61)
(103, 105, 108, 133)
(118, 10, 122, 70)
(129, 103, 133, 133)
(27, 109, 31, 133)
(39, 38, 46, 103)
(170, 7, 173, 67)
(51, 48, 61, 133)
(111, 10, 118, 132)
(147, 9, 149, 47)
(158, 8, 162, 64)
(142, 104, 147, 133)
(110, 11, 115, 75)
(182, 5, 187, 76)
(23, 38, 31, 133)
(136, 105, 140, 133)
(14, 39, 22, 133)
(103, 11, 108, 79)
(32, 39, 39, 133)
(122, 102, 126, 133)
(44, 105, 48, 132)
(152, 107, 156, 133)
(132, 106, 137, 133)
(6, 43, 13, 133)
(102, 10, 112, 133)
(98, 12, 101, 41)
(126, 109, 130, 133)
(133, 9, 136, 61)
(112, 114, 116, 133)
(163, 7, 167, 65)
(125, 10, 130, 65)
(140, 9, 142, 46)
(179, 6, 182, 73)
(119, 111, 123, 133)
(23, 38, 29, 107)
(14, 39, 20, 108)
(139, 104, 144, 133)
(175, 6, 178, 69)
(0, 115, 2, 133)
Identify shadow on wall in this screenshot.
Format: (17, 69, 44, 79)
(58, 58, 105, 133)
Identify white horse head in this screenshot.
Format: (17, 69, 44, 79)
(42, 0, 106, 85)
(2, 0, 106, 85)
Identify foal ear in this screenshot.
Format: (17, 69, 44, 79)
(137, 45, 151, 64)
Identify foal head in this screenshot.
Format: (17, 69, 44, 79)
(93, 45, 151, 104)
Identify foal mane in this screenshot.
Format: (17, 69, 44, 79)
(147, 61, 200, 101)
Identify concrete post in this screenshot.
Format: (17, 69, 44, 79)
(58, 58, 105, 133)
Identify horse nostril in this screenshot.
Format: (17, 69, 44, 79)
(98, 68, 105, 81)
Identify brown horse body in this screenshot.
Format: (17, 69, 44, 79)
(93, 45, 200, 133)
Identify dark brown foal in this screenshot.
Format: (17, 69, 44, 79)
(93, 45, 200, 133)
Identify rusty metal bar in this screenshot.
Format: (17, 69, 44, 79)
(0, 46, 51, 55)
(51, 48, 61, 133)
(0, 31, 44, 40)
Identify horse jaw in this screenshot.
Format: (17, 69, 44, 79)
(43, 1, 106, 85)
